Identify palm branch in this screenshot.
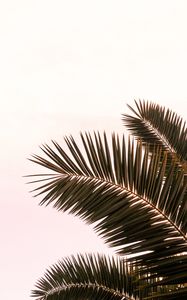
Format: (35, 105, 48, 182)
(28, 131, 187, 298)
(122, 100, 187, 171)
(32, 253, 142, 300)
(32, 253, 187, 300)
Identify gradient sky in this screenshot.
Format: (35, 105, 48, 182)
(1, 1, 187, 299)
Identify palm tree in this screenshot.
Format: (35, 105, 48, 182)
(28, 100, 187, 299)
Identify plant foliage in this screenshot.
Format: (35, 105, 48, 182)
(28, 100, 187, 299)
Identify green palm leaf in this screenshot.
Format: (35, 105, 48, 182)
(32, 254, 141, 300)
(32, 254, 187, 300)
(28, 132, 187, 289)
(122, 100, 187, 168)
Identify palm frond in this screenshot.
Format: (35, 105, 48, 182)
(122, 100, 187, 168)
(32, 254, 187, 300)
(28, 132, 187, 287)
(31, 254, 140, 300)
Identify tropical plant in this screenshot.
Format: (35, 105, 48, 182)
(28, 100, 187, 299)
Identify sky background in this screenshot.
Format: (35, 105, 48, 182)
(1, 1, 187, 299)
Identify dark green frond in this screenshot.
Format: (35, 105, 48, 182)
(32, 254, 187, 300)
(28, 99, 187, 300)
(28, 132, 187, 287)
(122, 100, 187, 165)
(31, 254, 140, 300)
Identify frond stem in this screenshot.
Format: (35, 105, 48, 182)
(45, 282, 135, 300)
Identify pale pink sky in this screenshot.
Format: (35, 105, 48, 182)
(1, 1, 187, 299)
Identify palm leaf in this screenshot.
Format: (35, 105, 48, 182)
(32, 254, 187, 300)
(32, 253, 141, 300)
(28, 132, 187, 290)
(122, 100, 187, 170)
